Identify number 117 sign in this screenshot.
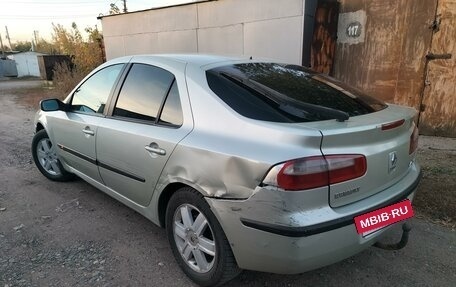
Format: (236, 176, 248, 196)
(346, 21, 362, 38)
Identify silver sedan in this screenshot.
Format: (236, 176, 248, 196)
(32, 54, 421, 286)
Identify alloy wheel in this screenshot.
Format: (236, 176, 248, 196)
(36, 138, 61, 176)
(173, 203, 216, 273)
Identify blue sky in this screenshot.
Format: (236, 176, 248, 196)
(0, 0, 195, 45)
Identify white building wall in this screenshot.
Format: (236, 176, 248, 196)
(243, 16, 304, 64)
(7, 52, 43, 77)
(101, 0, 306, 65)
(197, 24, 244, 55)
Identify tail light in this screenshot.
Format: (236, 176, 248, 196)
(262, 154, 367, 191)
(409, 124, 419, 154)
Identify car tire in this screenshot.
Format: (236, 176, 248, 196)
(31, 129, 75, 182)
(166, 187, 241, 286)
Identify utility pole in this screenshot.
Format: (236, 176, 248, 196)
(122, 0, 127, 13)
(33, 30, 39, 44)
(31, 30, 39, 52)
(5, 26, 12, 51)
(0, 33, 5, 56)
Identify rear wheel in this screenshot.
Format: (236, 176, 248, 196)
(32, 129, 74, 181)
(166, 187, 241, 286)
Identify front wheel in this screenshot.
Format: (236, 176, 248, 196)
(31, 129, 74, 181)
(166, 187, 241, 286)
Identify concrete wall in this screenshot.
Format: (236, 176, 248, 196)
(101, 0, 307, 65)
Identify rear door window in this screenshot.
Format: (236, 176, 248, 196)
(113, 63, 183, 127)
(113, 64, 174, 122)
(206, 63, 387, 123)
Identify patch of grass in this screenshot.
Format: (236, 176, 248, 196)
(12, 86, 63, 110)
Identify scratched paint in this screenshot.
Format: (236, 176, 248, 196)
(332, 0, 456, 137)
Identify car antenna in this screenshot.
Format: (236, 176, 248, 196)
(249, 56, 253, 60)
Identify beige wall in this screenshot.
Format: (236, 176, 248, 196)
(101, 0, 306, 65)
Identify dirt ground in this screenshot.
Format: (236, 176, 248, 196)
(414, 136, 456, 228)
(0, 79, 455, 287)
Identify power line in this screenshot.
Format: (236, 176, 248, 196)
(7, 3, 105, 7)
(0, 14, 99, 19)
(5, 1, 108, 4)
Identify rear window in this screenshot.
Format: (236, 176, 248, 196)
(206, 63, 387, 123)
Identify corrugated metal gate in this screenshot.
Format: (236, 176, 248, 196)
(317, 0, 455, 137)
(0, 59, 18, 77)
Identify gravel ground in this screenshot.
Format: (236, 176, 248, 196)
(0, 80, 455, 286)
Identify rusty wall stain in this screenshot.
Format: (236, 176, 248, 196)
(419, 0, 456, 137)
(330, 0, 456, 137)
(334, 0, 436, 105)
(392, 1, 437, 110)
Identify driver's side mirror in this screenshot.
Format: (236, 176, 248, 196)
(40, 98, 68, 112)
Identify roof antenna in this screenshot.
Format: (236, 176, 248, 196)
(249, 56, 253, 60)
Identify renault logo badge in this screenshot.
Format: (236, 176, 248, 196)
(389, 151, 398, 173)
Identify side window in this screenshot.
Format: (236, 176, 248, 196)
(113, 64, 174, 122)
(159, 81, 183, 127)
(71, 64, 123, 114)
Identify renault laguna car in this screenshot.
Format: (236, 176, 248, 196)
(32, 54, 421, 286)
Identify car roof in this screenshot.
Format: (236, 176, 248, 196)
(115, 54, 271, 68)
(158, 54, 251, 66)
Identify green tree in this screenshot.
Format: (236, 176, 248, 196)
(35, 39, 56, 54)
(13, 41, 32, 52)
(50, 22, 105, 94)
(51, 22, 104, 74)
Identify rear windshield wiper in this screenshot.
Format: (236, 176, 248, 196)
(220, 72, 349, 122)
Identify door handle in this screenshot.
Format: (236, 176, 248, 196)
(145, 143, 166, 156)
(82, 127, 95, 136)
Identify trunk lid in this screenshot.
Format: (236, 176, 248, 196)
(304, 104, 418, 207)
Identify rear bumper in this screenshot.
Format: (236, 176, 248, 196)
(206, 163, 421, 274)
(241, 168, 420, 237)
